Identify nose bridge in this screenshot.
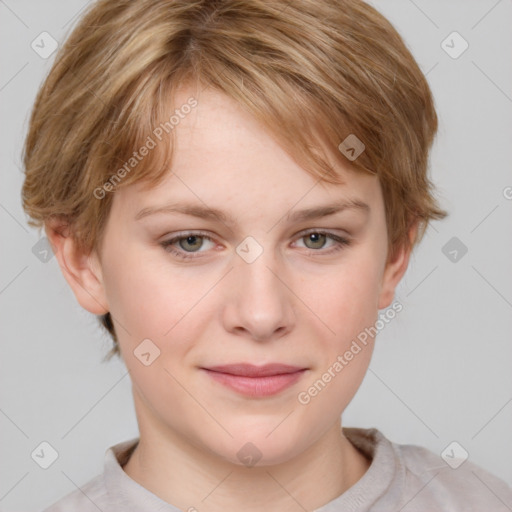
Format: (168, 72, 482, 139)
(235, 234, 283, 300)
(223, 235, 295, 340)
(241, 254, 276, 292)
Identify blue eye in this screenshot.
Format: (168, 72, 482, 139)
(160, 230, 351, 260)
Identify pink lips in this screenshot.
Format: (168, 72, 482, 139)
(202, 363, 307, 397)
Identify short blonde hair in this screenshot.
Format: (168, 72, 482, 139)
(22, 0, 448, 359)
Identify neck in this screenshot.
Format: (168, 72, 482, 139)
(123, 419, 370, 512)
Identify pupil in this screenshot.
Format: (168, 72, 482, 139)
(307, 233, 325, 249)
(181, 235, 202, 252)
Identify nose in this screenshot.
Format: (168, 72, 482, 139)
(222, 244, 296, 342)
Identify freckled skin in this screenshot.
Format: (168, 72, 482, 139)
(51, 87, 414, 512)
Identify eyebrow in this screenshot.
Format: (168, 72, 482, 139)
(134, 198, 370, 224)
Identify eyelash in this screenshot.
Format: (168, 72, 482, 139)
(160, 230, 351, 260)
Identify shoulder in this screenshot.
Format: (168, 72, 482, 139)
(395, 439, 512, 511)
(41, 473, 108, 512)
(343, 427, 512, 511)
(40, 438, 139, 512)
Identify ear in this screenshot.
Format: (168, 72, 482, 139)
(45, 219, 109, 315)
(377, 222, 418, 310)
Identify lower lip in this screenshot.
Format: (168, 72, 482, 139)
(202, 369, 306, 397)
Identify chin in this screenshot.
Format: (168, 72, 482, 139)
(206, 423, 310, 468)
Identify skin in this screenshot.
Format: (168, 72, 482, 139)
(48, 87, 415, 512)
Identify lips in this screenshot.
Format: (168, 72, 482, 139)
(201, 363, 307, 397)
(204, 363, 305, 377)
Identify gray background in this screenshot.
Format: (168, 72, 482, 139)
(1, 0, 511, 510)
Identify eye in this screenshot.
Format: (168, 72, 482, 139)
(160, 231, 216, 259)
(160, 229, 351, 261)
(294, 230, 351, 254)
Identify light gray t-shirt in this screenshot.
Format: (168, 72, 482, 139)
(42, 427, 512, 511)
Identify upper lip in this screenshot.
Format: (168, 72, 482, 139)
(203, 363, 306, 377)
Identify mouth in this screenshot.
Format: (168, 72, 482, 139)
(200, 363, 308, 398)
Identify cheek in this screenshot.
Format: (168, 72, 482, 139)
(99, 245, 187, 341)
(304, 250, 383, 345)
(294, 256, 381, 415)
(100, 245, 221, 364)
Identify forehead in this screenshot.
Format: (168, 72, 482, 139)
(112, 87, 383, 221)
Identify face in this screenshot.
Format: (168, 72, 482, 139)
(63, 87, 410, 466)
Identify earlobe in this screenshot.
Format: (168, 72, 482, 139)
(377, 223, 418, 310)
(45, 220, 109, 315)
